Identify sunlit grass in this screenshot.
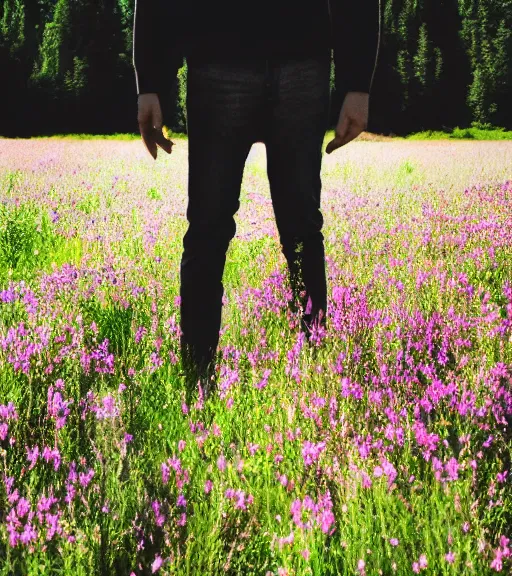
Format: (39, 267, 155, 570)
(0, 137, 511, 575)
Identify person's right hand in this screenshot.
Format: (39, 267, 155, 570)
(137, 93, 174, 160)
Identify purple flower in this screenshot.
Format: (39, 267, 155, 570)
(8, 489, 19, 505)
(168, 457, 181, 472)
(20, 523, 37, 545)
(78, 468, 95, 488)
(217, 454, 226, 472)
(444, 458, 459, 481)
(255, 368, 272, 390)
(16, 498, 30, 518)
(496, 470, 508, 484)
(96, 395, 119, 420)
(161, 462, 170, 484)
(151, 500, 165, 527)
(134, 326, 147, 344)
(151, 555, 163, 573)
(47, 386, 72, 429)
(149, 352, 163, 372)
(234, 491, 248, 510)
(317, 507, 335, 534)
(178, 513, 187, 526)
(482, 435, 494, 448)
(278, 531, 294, 549)
(37, 494, 58, 512)
(381, 458, 397, 486)
(0, 287, 16, 303)
(45, 512, 62, 540)
(42, 446, 61, 470)
(301, 440, 326, 466)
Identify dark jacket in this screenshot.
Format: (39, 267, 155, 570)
(133, 0, 380, 113)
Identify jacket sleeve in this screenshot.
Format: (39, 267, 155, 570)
(132, 0, 182, 96)
(329, 0, 381, 105)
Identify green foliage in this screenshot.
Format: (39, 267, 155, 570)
(147, 187, 162, 201)
(0, 202, 36, 270)
(413, 23, 430, 88)
(31, 0, 71, 82)
(176, 60, 188, 133)
(63, 55, 88, 95)
(0, 201, 64, 280)
(117, 0, 134, 54)
(0, 0, 25, 54)
(329, 50, 336, 93)
(406, 125, 512, 140)
(0, 172, 64, 281)
(450, 127, 474, 139)
(433, 46, 443, 81)
(458, 0, 512, 124)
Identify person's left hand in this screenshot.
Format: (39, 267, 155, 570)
(326, 92, 369, 154)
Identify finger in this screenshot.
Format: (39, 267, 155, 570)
(326, 114, 350, 154)
(326, 120, 365, 153)
(338, 122, 364, 147)
(139, 121, 157, 159)
(154, 129, 174, 155)
(325, 135, 343, 155)
(326, 121, 350, 154)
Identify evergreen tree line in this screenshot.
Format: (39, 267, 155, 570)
(1, 0, 511, 137)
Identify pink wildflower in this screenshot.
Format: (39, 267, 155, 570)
(151, 555, 163, 573)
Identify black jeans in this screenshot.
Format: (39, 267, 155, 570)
(181, 52, 331, 372)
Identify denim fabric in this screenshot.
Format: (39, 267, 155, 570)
(181, 53, 331, 371)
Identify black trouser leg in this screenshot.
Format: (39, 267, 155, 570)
(264, 55, 331, 330)
(181, 62, 262, 373)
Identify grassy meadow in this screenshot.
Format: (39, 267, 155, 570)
(0, 135, 511, 575)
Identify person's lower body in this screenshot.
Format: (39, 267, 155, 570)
(180, 52, 331, 385)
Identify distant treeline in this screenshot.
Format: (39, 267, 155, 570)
(1, 0, 511, 137)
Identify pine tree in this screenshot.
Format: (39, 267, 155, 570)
(31, 0, 71, 82)
(413, 23, 431, 89)
(0, 0, 25, 55)
(458, 0, 512, 126)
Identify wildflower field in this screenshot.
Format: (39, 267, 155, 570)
(0, 136, 511, 575)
